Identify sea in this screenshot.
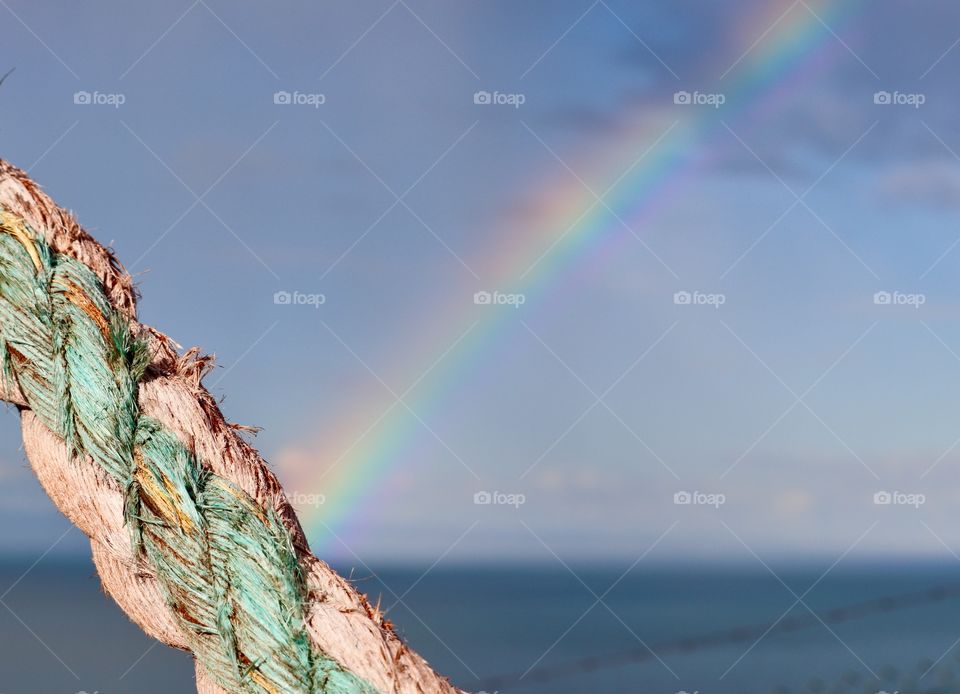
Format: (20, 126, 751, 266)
(1, 560, 959, 693)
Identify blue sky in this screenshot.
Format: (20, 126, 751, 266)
(3, 1, 960, 568)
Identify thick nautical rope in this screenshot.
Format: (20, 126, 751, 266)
(0, 208, 377, 693)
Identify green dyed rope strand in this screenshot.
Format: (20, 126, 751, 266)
(0, 209, 378, 694)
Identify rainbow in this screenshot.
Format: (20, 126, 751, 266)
(282, 0, 870, 549)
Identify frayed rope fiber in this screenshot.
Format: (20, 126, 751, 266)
(0, 209, 379, 694)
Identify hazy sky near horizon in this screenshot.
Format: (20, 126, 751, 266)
(3, 1, 960, 569)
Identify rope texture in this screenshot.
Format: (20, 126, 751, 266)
(0, 208, 377, 694)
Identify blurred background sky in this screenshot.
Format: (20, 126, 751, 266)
(3, 0, 960, 571)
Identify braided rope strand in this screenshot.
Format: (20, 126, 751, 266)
(0, 209, 378, 693)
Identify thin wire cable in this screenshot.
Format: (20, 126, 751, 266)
(478, 582, 960, 689)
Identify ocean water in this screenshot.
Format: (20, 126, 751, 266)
(1, 560, 959, 693)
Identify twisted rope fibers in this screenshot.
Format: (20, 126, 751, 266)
(0, 208, 378, 694)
